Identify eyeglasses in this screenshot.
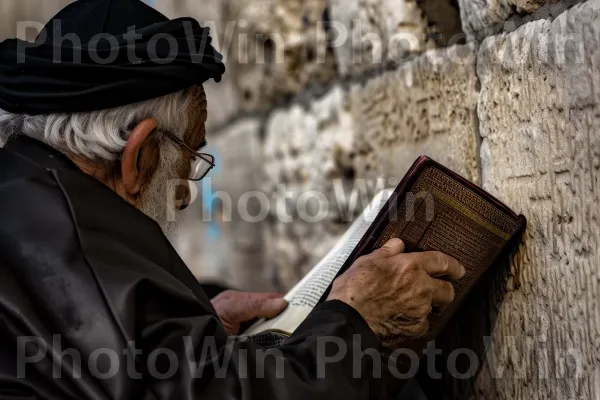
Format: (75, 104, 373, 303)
(158, 129, 215, 181)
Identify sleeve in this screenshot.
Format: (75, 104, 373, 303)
(0, 166, 404, 400)
(140, 299, 402, 400)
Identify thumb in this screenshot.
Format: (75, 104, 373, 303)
(250, 298, 289, 320)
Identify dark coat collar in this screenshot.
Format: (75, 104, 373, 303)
(3, 134, 79, 171)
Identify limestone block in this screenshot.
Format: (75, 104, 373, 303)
(0, 0, 72, 40)
(263, 86, 359, 290)
(476, 1, 600, 397)
(350, 44, 480, 187)
(456, 0, 579, 42)
(224, 0, 337, 111)
(329, 0, 463, 76)
(174, 119, 274, 292)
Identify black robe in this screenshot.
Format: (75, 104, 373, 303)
(0, 136, 400, 399)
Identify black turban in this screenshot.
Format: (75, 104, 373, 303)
(0, 0, 226, 115)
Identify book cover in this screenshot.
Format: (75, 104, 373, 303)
(244, 156, 526, 343)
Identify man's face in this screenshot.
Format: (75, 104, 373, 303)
(137, 86, 208, 240)
(177, 86, 209, 206)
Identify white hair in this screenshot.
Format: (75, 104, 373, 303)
(0, 89, 192, 160)
(0, 90, 197, 240)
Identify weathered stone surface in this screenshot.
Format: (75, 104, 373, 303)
(260, 45, 480, 290)
(458, 0, 544, 42)
(475, 1, 600, 397)
(329, 0, 430, 76)
(0, 0, 72, 40)
(262, 86, 360, 290)
(457, 0, 585, 42)
(174, 119, 275, 292)
(223, 0, 337, 112)
(350, 44, 481, 186)
(329, 0, 463, 76)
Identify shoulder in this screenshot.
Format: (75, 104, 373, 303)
(0, 147, 76, 241)
(0, 146, 170, 269)
(0, 145, 209, 302)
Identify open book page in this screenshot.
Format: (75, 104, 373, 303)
(244, 189, 393, 336)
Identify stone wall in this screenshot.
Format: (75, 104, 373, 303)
(175, 0, 599, 397)
(3, 0, 600, 397)
(474, 3, 600, 397)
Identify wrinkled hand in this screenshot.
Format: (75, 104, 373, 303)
(211, 290, 288, 335)
(328, 238, 465, 349)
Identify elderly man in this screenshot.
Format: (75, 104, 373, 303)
(0, 0, 463, 399)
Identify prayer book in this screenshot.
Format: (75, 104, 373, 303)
(244, 156, 526, 342)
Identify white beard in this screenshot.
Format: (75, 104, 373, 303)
(137, 143, 185, 243)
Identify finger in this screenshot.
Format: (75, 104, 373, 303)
(407, 251, 465, 280)
(253, 292, 286, 299)
(248, 297, 289, 320)
(359, 238, 406, 263)
(430, 279, 456, 306)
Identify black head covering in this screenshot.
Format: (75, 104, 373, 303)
(0, 0, 225, 115)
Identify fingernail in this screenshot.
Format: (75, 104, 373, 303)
(273, 299, 288, 310)
(384, 238, 403, 247)
(460, 264, 466, 276)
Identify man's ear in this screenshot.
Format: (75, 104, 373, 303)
(121, 118, 158, 196)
